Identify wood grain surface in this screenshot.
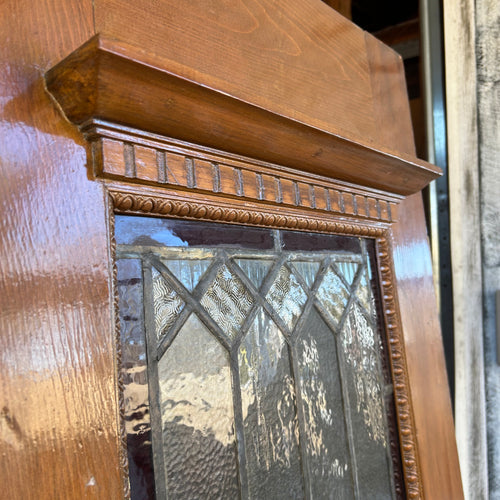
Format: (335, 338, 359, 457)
(1, 0, 463, 498)
(45, 36, 441, 197)
(385, 46, 465, 497)
(95, 0, 375, 146)
(444, 0, 488, 497)
(0, 1, 124, 498)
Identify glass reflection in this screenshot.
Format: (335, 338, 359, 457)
(117, 259, 155, 499)
(238, 309, 303, 499)
(117, 218, 400, 500)
(158, 314, 239, 498)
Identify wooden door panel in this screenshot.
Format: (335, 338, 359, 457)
(0, 0, 463, 498)
(0, 1, 125, 498)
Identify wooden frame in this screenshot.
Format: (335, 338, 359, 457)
(0, 1, 461, 498)
(97, 121, 420, 497)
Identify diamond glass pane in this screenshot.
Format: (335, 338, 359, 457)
(316, 266, 351, 325)
(266, 266, 307, 330)
(159, 314, 239, 498)
(200, 264, 254, 340)
(152, 267, 185, 339)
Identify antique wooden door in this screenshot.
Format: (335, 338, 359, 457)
(1, 0, 463, 498)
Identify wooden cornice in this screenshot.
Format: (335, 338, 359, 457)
(46, 35, 440, 197)
(83, 119, 401, 224)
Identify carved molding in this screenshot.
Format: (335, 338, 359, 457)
(108, 199, 132, 500)
(376, 235, 422, 499)
(110, 188, 387, 237)
(108, 187, 422, 499)
(86, 121, 401, 224)
(45, 36, 441, 197)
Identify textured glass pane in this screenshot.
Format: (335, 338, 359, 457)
(162, 258, 211, 291)
(117, 217, 402, 500)
(266, 266, 307, 330)
(238, 309, 303, 499)
(234, 258, 273, 290)
(282, 230, 362, 253)
(201, 264, 254, 340)
(158, 314, 239, 498)
(316, 267, 350, 324)
(296, 308, 354, 499)
(152, 267, 185, 339)
(336, 261, 359, 287)
(117, 259, 155, 499)
(356, 267, 374, 317)
(340, 303, 393, 499)
(116, 215, 274, 249)
(290, 260, 321, 289)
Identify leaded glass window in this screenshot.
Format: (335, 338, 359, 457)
(116, 215, 403, 499)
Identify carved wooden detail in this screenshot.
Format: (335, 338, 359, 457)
(108, 198, 132, 500)
(87, 121, 400, 224)
(376, 235, 422, 499)
(45, 36, 441, 197)
(108, 187, 422, 499)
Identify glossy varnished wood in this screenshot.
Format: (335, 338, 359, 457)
(0, 1, 124, 498)
(85, 120, 401, 223)
(45, 36, 440, 197)
(95, 0, 374, 146)
(1, 0, 463, 498)
(383, 53, 464, 498)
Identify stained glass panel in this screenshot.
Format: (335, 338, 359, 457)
(295, 308, 354, 499)
(117, 259, 155, 499)
(266, 266, 307, 330)
(356, 267, 375, 318)
(336, 261, 359, 287)
(152, 267, 185, 339)
(162, 258, 212, 291)
(316, 266, 351, 325)
(234, 258, 273, 290)
(290, 260, 321, 289)
(340, 303, 394, 498)
(117, 218, 401, 500)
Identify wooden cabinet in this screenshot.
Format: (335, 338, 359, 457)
(0, 0, 462, 498)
